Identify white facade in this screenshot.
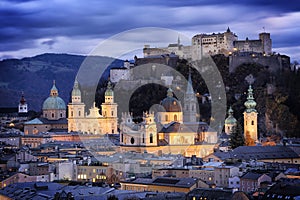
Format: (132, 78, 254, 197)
(229, 176, 240, 189)
(68, 80, 118, 134)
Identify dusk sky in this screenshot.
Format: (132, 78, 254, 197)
(1, 0, 300, 62)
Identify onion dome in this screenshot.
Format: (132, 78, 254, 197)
(225, 106, 237, 125)
(71, 79, 81, 97)
(20, 93, 26, 105)
(42, 81, 66, 110)
(244, 85, 257, 113)
(105, 81, 114, 96)
(160, 88, 182, 112)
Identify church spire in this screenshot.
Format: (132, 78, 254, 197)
(186, 68, 194, 95)
(244, 85, 257, 113)
(227, 27, 231, 33)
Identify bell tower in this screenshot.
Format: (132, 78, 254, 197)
(18, 92, 28, 114)
(243, 85, 258, 145)
(144, 111, 157, 146)
(68, 79, 85, 132)
(101, 81, 118, 134)
(183, 69, 197, 123)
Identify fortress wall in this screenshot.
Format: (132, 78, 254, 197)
(229, 55, 288, 73)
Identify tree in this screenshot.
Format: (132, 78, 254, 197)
(230, 123, 245, 149)
(245, 132, 255, 146)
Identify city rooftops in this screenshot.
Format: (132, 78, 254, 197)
(210, 146, 300, 161)
(122, 177, 199, 188)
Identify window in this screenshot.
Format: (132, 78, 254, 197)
(192, 105, 194, 111)
(52, 113, 54, 118)
(111, 111, 114, 116)
(131, 137, 135, 144)
(71, 111, 73, 117)
(78, 111, 81, 116)
(150, 133, 153, 143)
(60, 113, 63, 117)
(165, 115, 168, 121)
(142, 134, 145, 143)
(251, 120, 254, 125)
(174, 114, 177, 121)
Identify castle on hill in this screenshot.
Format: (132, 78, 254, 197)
(143, 27, 272, 61)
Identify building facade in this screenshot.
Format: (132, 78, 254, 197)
(68, 80, 118, 134)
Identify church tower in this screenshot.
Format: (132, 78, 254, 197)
(143, 111, 157, 146)
(68, 79, 85, 132)
(183, 69, 197, 123)
(18, 92, 28, 114)
(224, 106, 237, 135)
(243, 85, 258, 145)
(101, 81, 118, 134)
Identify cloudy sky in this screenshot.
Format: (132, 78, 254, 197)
(1, 0, 300, 61)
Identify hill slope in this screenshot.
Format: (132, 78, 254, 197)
(0, 53, 123, 111)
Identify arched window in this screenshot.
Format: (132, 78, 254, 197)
(142, 134, 145, 143)
(111, 111, 114, 116)
(71, 111, 73, 117)
(174, 114, 178, 121)
(150, 133, 153, 143)
(121, 134, 124, 142)
(60, 113, 63, 117)
(131, 137, 135, 144)
(165, 115, 168, 122)
(78, 111, 81, 116)
(52, 113, 54, 118)
(251, 120, 254, 125)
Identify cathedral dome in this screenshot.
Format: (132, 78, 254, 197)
(43, 96, 66, 110)
(160, 88, 181, 112)
(42, 81, 66, 110)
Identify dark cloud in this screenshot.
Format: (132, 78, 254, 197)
(0, 0, 300, 61)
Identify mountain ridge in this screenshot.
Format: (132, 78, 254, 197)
(0, 53, 124, 111)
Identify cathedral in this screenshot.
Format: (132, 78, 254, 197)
(24, 81, 68, 134)
(119, 71, 218, 157)
(67, 80, 118, 134)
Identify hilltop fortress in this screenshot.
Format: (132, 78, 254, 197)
(142, 27, 289, 72)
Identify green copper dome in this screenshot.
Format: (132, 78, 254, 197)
(43, 96, 66, 110)
(244, 85, 257, 113)
(105, 81, 114, 96)
(225, 106, 237, 124)
(71, 79, 81, 97)
(42, 81, 66, 110)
